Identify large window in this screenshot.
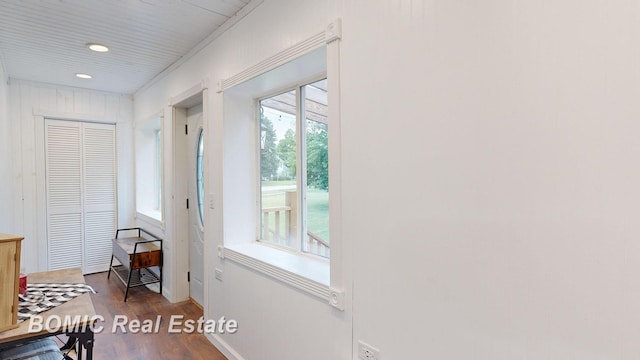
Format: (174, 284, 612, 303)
(220, 36, 343, 305)
(259, 79, 329, 258)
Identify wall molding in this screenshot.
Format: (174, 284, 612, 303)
(33, 109, 115, 124)
(218, 30, 327, 92)
(168, 80, 207, 107)
(223, 246, 331, 301)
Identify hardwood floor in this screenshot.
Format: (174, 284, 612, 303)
(81, 272, 227, 360)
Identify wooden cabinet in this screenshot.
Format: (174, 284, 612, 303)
(0, 233, 23, 333)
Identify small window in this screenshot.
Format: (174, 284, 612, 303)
(259, 78, 329, 258)
(135, 116, 163, 223)
(196, 129, 205, 226)
(155, 129, 162, 211)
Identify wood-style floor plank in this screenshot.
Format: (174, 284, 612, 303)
(83, 272, 227, 360)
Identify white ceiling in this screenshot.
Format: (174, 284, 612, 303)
(0, 0, 252, 94)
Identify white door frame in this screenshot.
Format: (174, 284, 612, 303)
(168, 81, 209, 304)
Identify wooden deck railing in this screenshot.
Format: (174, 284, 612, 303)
(261, 206, 292, 246)
(306, 230, 330, 257)
(262, 201, 329, 257)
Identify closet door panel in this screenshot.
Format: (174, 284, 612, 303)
(84, 211, 115, 273)
(82, 123, 116, 273)
(45, 120, 83, 270)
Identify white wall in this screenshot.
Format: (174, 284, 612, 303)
(136, 0, 640, 359)
(9, 80, 134, 273)
(0, 61, 12, 232)
(338, 1, 640, 359)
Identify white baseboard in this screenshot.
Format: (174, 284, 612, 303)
(207, 333, 245, 360)
(161, 288, 172, 302)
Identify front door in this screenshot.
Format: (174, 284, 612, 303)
(187, 104, 205, 306)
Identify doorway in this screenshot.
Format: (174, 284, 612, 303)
(169, 85, 208, 304)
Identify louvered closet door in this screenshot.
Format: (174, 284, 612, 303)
(45, 120, 116, 274)
(82, 123, 116, 274)
(45, 120, 83, 271)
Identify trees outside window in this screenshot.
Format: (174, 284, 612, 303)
(259, 79, 330, 257)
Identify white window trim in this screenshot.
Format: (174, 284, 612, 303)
(222, 243, 330, 295)
(219, 20, 344, 310)
(136, 210, 164, 229)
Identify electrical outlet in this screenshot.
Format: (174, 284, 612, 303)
(358, 341, 379, 360)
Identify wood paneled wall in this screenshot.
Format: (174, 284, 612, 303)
(8, 80, 134, 273)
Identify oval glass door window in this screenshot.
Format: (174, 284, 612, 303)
(196, 129, 205, 225)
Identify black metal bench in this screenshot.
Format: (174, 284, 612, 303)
(107, 228, 163, 302)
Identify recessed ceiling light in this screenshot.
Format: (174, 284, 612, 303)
(75, 73, 92, 79)
(88, 43, 109, 52)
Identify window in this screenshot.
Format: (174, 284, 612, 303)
(259, 79, 329, 258)
(219, 31, 344, 306)
(135, 116, 163, 224)
(196, 129, 205, 226)
(155, 129, 162, 211)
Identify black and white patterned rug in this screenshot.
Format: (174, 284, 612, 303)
(17, 283, 96, 323)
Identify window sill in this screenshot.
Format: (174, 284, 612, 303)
(136, 211, 164, 229)
(222, 242, 330, 301)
